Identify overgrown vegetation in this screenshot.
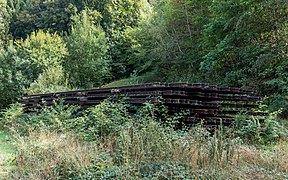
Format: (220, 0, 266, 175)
(0, 130, 15, 177)
(0, 101, 287, 179)
(0, 0, 287, 178)
(234, 111, 288, 145)
(0, 0, 287, 116)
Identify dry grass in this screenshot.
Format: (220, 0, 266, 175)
(236, 141, 288, 179)
(6, 126, 288, 179)
(10, 130, 113, 179)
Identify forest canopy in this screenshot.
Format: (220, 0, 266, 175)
(0, 0, 287, 116)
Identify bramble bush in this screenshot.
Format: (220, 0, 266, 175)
(1, 100, 287, 179)
(233, 110, 288, 145)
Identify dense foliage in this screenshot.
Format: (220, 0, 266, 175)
(16, 30, 68, 82)
(135, 0, 288, 116)
(0, 1, 287, 178)
(0, 0, 8, 48)
(7, 0, 78, 38)
(0, 101, 287, 179)
(64, 9, 110, 88)
(0, 45, 25, 109)
(0, 0, 287, 115)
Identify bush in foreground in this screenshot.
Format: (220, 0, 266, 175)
(0, 101, 287, 179)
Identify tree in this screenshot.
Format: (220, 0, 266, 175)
(0, 0, 8, 48)
(200, 0, 288, 115)
(96, 0, 150, 79)
(27, 66, 70, 94)
(64, 9, 110, 88)
(0, 30, 69, 106)
(7, 0, 78, 39)
(0, 45, 26, 109)
(135, 0, 211, 81)
(16, 30, 68, 85)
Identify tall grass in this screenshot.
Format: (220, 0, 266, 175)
(1, 101, 287, 179)
(10, 130, 113, 179)
(0, 131, 15, 178)
(8, 127, 240, 179)
(5, 108, 239, 179)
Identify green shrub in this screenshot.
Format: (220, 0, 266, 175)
(66, 100, 132, 141)
(1, 100, 132, 140)
(3, 100, 243, 179)
(26, 66, 71, 95)
(0, 101, 79, 136)
(16, 30, 68, 84)
(64, 9, 110, 88)
(0, 45, 27, 110)
(268, 94, 288, 118)
(234, 111, 288, 145)
(0, 103, 24, 130)
(100, 162, 195, 179)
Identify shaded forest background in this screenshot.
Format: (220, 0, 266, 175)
(0, 0, 287, 116)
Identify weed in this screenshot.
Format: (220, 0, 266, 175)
(2, 100, 287, 179)
(234, 110, 288, 145)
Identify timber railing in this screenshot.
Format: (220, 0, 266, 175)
(22, 82, 266, 127)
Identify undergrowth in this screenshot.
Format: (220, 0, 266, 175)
(0, 100, 287, 179)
